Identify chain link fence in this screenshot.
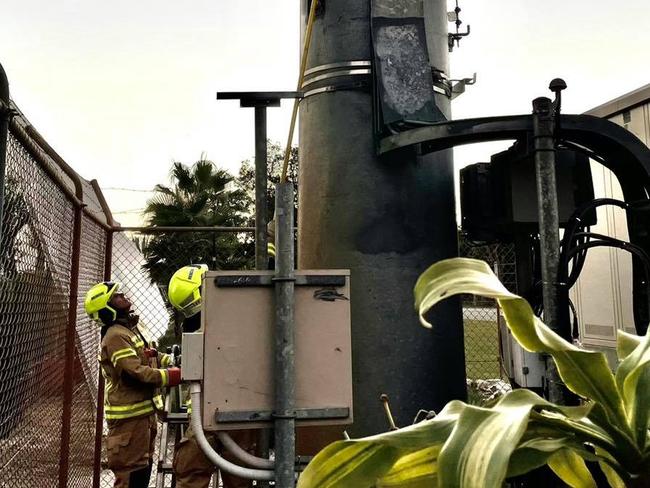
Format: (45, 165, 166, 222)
(0, 98, 111, 487)
(459, 239, 517, 405)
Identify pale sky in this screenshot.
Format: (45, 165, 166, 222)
(1, 0, 649, 225)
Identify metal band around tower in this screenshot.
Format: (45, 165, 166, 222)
(301, 60, 372, 92)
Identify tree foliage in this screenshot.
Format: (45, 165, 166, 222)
(237, 141, 299, 224)
(141, 158, 255, 288)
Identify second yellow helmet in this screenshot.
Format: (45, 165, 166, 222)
(167, 264, 208, 318)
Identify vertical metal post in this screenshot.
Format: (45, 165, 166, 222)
(532, 96, 563, 403)
(255, 106, 269, 270)
(299, 0, 465, 435)
(274, 182, 296, 487)
(0, 62, 10, 249)
(58, 203, 84, 488)
(93, 229, 113, 488)
(255, 105, 271, 488)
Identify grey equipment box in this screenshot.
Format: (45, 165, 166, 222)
(198, 270, 352, 431)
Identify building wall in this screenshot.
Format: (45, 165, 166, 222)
(571, 100, 650, 351)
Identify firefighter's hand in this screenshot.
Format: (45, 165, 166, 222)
(127, 313, 139, 327)
(144, 348, 158, 359)
(167, 367, 182, 387)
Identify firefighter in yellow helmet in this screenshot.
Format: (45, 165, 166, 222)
(168, 265, 255, 488)
(85, 281, 181, 488)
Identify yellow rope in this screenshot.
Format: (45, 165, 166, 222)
(281, 0, 319, 182)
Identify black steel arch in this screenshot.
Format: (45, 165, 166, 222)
(380, 114, 650, 334)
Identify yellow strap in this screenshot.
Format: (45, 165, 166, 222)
(105, 404, 154, 420)
(111, 347, 137, 367)
(153, 395, 164, 410)
(105, 398, 152, 412)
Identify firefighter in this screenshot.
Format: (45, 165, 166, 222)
(85, 281, 182, 488)
(168, 265, 256, 488)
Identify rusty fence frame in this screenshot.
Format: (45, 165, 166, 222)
(6, 114, 114, 488)
(0, 61, 113, 487)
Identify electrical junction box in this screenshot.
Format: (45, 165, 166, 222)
(189, 270, 352, 431)
(499, 317, 545, 388)
(460, 142, 596, 242)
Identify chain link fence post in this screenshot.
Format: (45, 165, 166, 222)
(0, 62, 10, 253)
(58, 200, 83, 488)
(92, 228, 113, 488)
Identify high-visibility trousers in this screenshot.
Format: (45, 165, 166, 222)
(106, 414, 157, 488)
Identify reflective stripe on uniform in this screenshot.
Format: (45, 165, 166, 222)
(111, 347, 137, 367)
(160, 354, 173, 367)
(153, 394, 164, 410)
(104, 399, 154, 420)
(160, 369, 168, 387)
(130, 336, 145, 349)
(268, 242, 276, 257)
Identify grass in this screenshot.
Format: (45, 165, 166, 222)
(464, 318, 502, 379)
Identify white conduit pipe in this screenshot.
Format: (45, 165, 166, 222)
(217, 432, 275, 469)
(189, 383, 275, 481)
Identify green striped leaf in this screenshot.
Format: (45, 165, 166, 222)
(297, 401, 463, 488)
(415, 258, 628, 433)
(547, 449, 596, 488)
(618, 330, 643, 361)
(615, 330, 650, 447)
(377, 446, 440, 487)
(437, 388, 591, 487)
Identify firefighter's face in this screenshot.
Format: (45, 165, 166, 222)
(109, 292, 132, 312)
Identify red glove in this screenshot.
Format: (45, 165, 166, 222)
(167, 367, 182, 387)
(144, 348, 158, 359)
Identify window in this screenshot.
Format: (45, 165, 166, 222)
(623, 110, 631, 125)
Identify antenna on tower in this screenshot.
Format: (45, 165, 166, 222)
(448, 0, 471, 52)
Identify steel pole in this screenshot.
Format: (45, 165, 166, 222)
(255, 105, 271, 488)
(274, 182, 296, 487)
(255, 106, 269, 270)
(93, 230, 113, 488)
(299, 0, 465, 436)
(58, 204, 83, 488)
(532, 96, 564, 403)
(0, 62, 10, 250)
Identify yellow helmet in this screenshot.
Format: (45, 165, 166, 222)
(167, 264, 208, 318)
(85, 281, 121, 324)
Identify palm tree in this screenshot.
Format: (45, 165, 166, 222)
(140, 158, 255, 289)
